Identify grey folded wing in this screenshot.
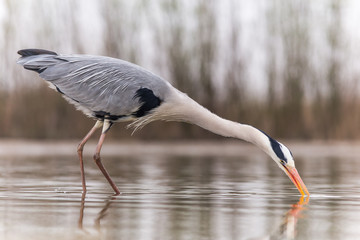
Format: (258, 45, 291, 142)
(18, 54, 170, 119)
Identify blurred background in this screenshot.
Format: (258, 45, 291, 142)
(1, 0, 360, 140)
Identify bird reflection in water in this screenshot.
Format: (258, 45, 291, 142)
(78, 193, 116, 233)
(255, 196, 309, 240)
(77, 193, 309, 239)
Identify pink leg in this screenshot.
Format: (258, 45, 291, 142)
(93, 120, 120, 195)
(78, 192, 86, 229)
(77, 121, 103, 193)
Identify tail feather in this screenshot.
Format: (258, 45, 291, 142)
(17, 49, 59, 74)
(17, 49, 57, 57)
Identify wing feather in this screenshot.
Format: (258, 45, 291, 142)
(18, 53, 171, 118)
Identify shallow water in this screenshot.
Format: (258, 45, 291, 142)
(0, 147, 360, 240)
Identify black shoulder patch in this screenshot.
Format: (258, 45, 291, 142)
(133, 88, 162, 118)
(259, 130, 287, 162)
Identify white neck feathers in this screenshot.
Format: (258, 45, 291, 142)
(157, 90, 271, 154)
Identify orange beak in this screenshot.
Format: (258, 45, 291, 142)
(283, 165, 310, 196)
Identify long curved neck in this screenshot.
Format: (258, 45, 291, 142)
(168, 91, 271, 155)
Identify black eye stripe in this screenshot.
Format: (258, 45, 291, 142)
(258, 130, 287, 163)
(269, 137, 287, 163)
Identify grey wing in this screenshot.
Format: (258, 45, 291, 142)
(18, 53, 171, 119)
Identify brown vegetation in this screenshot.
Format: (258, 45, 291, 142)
(1, 0, 359, 140)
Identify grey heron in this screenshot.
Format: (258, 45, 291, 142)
(17, 49, 309, 196)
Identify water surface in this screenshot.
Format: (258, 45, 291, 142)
(0, 146, 359, 240)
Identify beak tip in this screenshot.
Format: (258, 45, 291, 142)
(285, 166, 309, 197)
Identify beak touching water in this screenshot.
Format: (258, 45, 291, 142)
(283, 165, 310, 196)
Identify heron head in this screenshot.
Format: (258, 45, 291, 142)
(267, 137, 310, 196)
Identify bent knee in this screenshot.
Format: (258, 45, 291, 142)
(93, 153, 101, 162)
(77, 145, 83, 153)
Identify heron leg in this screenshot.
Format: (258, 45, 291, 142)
(77, 120, 103, 193)
(93, 120, 120, 195)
